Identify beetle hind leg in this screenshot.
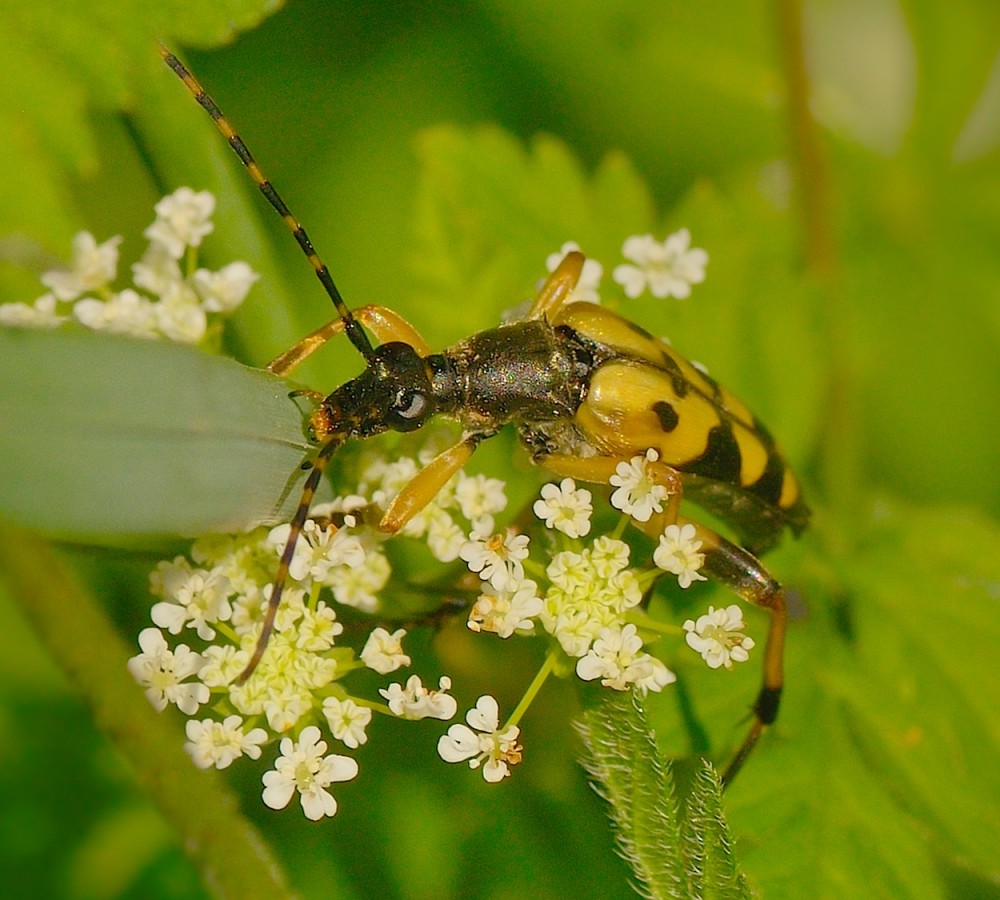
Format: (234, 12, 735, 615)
(684, 519, 786, 784)
(536, 450, 786, 783)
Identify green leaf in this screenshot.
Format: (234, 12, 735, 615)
(719, 501, 1000, 897)
(0, 327, 310, 545)
(834, 504, 1000, 877)
(0, 0, 284, 256)
(578, 691, 750, 899)
(410, 124, 655, 343)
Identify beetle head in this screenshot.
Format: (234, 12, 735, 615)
(310, 341, 435, 440)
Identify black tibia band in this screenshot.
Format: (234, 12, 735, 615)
(755, 685, 782, 724)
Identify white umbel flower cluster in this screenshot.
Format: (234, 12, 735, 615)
(125, 230, 765, 820)
(1, 188, 257, 343)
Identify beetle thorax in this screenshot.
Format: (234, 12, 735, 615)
(434, 320, 591, 434)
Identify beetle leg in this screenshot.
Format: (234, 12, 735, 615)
(676, 518, 786, 784)
(540, 450, 783, 782)
(526, 251, 585, 321)
(268, 305, 433, 377)
(378, 434, 486, 533)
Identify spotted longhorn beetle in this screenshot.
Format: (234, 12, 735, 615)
(159, 44, 809, 783)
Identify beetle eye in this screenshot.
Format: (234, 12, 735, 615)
(388, 389, 429, 431)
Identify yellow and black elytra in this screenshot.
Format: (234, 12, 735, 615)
(159, 44, 808, 783)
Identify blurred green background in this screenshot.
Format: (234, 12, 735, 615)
(2, 0, 999, 897)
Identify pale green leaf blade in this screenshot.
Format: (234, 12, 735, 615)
(0, 327, 310, 545)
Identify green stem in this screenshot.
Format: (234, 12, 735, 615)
(773, 0, 860, 533)
(773, 0, 835, 275)
(505, 645, 559, 729)
(0, 527, 293, 900)
(626, 611, 684, 638)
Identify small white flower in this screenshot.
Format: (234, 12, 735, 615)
(150, 567, 232, 640)
(424, 508, 466, 562)
(73, 289, 159, 339)
(292, 649, 339, 692)
(149, 555, 196, 599)
(41, 232, 122, 301)
(612, 229, 708, 300)
(467, 580, 542, 638)
(453, 472, 508, 534)
(575, 623, 676, 693)
(144, 187, 216, 259)
(127, 628, 209, 714)
(0, 294, 67, 328)
(437, 695, 523, 783)
(264, 686, 313, 733)
(326, 547, 390, 613)
(197, 644, 250, 687)
(294, 602, 343, 652)
(269, 517, 366, 588)
(459, 530, 530, 591)
(546, 241, 603, 303)
(131, 240, 182, 297)
(261, 725, 358, 820)
(532, 478, 593, 538)
(184, 715, 268, 770)
(589, 535, 632, 577)
(609, 449, 670, 523)
(545, 548, 590, 592)
(322, 697, 372, 749)
(653, 523, 708, 589)
(154, 284, 208, 344)
(683, 605, 756, 670)
(360, 627, 410, 674)
(228, 674, 270, 718)
(191, 261, 259, 312)
(380, 675, 457, 720)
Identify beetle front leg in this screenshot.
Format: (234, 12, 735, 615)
(377, 434, 486, 533)
(268, 305, 433, 377)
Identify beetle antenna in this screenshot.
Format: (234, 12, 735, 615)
(237, 433, 345, 683)
(157, 43, 375, 362)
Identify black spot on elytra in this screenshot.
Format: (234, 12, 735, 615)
(682, 424, 742, 483)
(652, 400, 680, 432)
(748, 449, 785, 506)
